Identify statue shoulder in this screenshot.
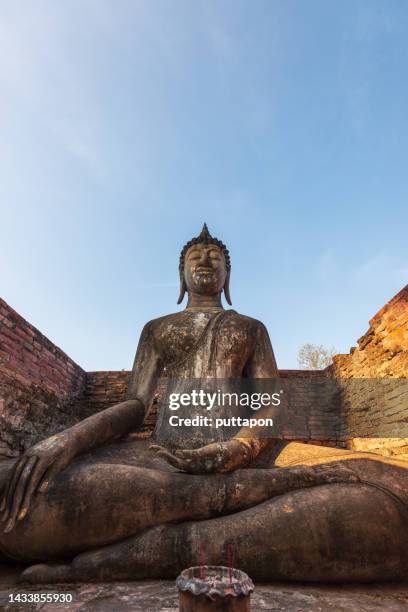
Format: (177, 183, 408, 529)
(229, 312, 270, 335)
(141, 311, 184, 333)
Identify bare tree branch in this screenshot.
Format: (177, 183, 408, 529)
(297, 343, 337, 370)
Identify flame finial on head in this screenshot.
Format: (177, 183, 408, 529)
(197, 222, 212, 243)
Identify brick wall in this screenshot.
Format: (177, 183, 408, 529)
(0, 298, 87, 456)
(84, 371, 131, 414)
(330, 284, 408, 457)
(279, 369, 330, 379)
(269, 369, 341, 447)
(0, 298, 86, 395)
(331, 284, 408, 378)
(83, 371, 159, 438)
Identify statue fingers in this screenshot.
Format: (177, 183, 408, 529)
(174, 449, 197, 459)
(0, 483, 7, 512)
(3, 456, 38, 532)
(0, 457, 25, 515)
(0, 482, 10, 514)
(176, 444, 223, 461)
(150, 445, 171, 458)
(156, 450, 190, 471)
(149, 445, 188, 469)
(190, 462, 216, 474)
(0, 457, 28, 522)
(36, 458, 65, 494)
(16, 461, 50, 523)
(37, 465, 53, 493)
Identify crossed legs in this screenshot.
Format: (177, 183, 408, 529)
(22, 482, 408, 583)
(1, 455, 359, 562)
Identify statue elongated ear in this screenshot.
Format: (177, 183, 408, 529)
(223, 270, 232, 305)
(177, 273, 187, 304)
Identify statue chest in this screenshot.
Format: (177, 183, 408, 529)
(153, 313, 255, 377)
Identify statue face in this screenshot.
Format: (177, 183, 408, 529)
(184, 243, 227, 295)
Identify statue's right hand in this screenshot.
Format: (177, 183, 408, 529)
(0, 433, 75, 533)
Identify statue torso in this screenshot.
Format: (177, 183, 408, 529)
(150, 308, 259, 378)
(127, 307, 277, 449)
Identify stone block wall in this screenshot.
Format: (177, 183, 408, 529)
(0, 299, 86, 395)
(0, 298, 87, 457)
(83, 371, 159, 438)
(331, 284, 408, 378)
(83, 372, 161, 439)
(330, 284, 408, 457)
(278, 369, 343, 447)
(83, 371, 131, 415)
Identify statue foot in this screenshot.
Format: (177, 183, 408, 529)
(19, 525, 178, 583)
(20, 560, 108, 583)
(20, 563, 73, 584)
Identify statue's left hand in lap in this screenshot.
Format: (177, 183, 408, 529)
(150, 439, 254, 473)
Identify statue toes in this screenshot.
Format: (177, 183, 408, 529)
(19, 563, 72, 584)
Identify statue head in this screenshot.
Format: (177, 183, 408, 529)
(177, 224, 232, 305)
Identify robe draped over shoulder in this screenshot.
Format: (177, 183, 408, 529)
(126, 309, 278, 450)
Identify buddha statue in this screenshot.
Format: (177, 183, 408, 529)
(0, 224, 407, 583)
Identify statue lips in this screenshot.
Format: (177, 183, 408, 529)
(193, 266, 217, 289)
(195, 266, 215, 275)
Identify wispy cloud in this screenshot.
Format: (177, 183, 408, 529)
(315, 250, 338, 282)
(353, 253, 408, 287)
(0, 2, 108, 181)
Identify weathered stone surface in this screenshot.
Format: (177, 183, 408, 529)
(330, 284, 408, 456)
(0, 299, 86, 395)
(1, 566, 408, 611)
(84, 371, 157, 438)
(0, 299, 87, 458)
(331, 284, 408, 378)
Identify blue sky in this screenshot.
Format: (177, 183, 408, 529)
(1, 1, 407, 370)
